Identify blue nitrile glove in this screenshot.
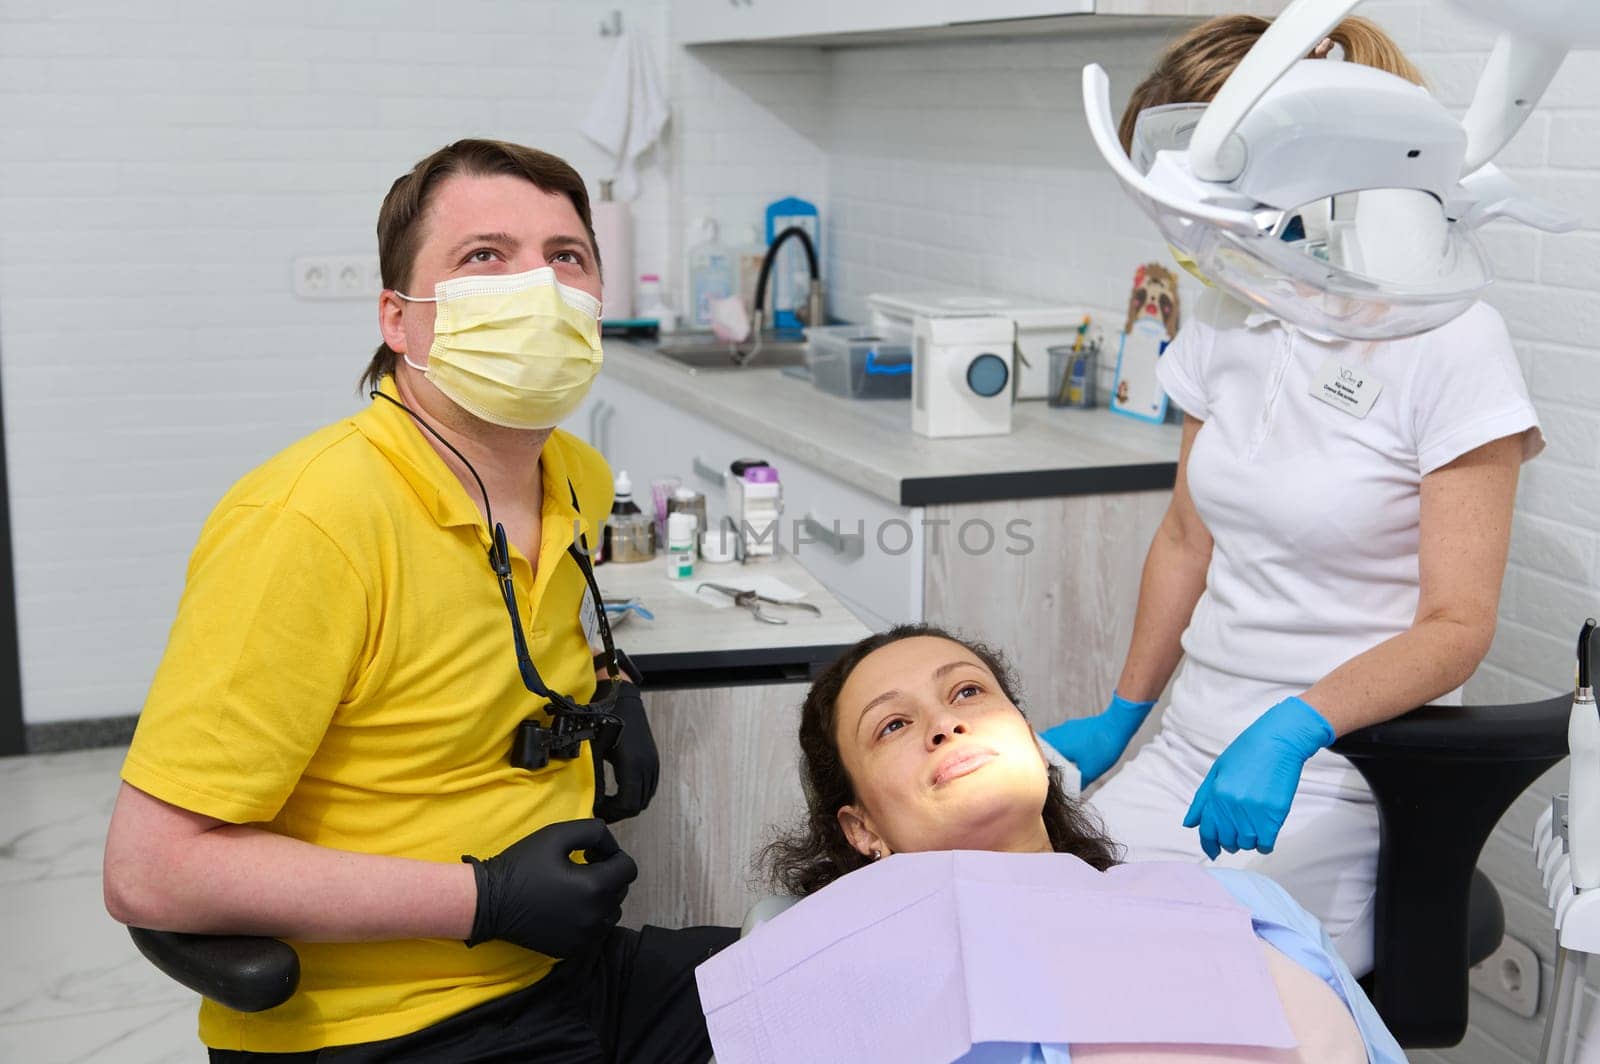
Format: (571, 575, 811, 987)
(1039, 693, 1158, 787)
(1183, 696, 1336, 861)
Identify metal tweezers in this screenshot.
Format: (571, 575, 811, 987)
(697, 582, 822, 625)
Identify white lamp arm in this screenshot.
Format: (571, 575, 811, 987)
(1461, 32, 1568, 175)
(1189, 0, 1365, 182)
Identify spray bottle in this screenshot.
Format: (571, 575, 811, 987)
(686, 218, 734, 329)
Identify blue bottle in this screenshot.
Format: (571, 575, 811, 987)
(763, 197, 819, 331)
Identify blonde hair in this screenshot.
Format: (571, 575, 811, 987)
(1118, 15, 1424, 154)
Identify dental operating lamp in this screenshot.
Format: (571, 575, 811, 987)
(1084, 0, 1596, 341)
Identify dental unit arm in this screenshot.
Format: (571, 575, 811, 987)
(1569, 620, 1599, 891)
(1187, 0, 1599, 183)
(1450, 0, 1597, 172)
(1084, 0, 1596, 341)
(1535, 620, 1600, 1063)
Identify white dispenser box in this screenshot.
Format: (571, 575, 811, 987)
(868, 290, 1090, 400)
(912, 315, 1015, 439)
(726, 465, 782, 558)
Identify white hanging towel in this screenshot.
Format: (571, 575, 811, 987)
(581, 31, 669, 202)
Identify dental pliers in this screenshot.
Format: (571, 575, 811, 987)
(697, 582, 823, 625)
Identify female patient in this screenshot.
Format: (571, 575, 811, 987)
(756, 625, 1403, 1063)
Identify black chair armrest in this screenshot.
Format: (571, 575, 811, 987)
(1330, 694, 1571, 761)
(129, 927, 299, 1013)
(1329, 692, 1569, 1047)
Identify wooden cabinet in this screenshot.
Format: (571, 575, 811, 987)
(613, 681, 809, 930)
(922, 491, 1169, 724)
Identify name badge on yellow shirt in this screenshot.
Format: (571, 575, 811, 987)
(579, 585, 604, 654)
(1310, 357, 1383, 419)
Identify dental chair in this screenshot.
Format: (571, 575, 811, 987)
(1328, 690, 1569, 1047)
(125, 694, 1571, 1046)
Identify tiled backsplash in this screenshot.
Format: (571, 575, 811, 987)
(824, 32, 1183, 328)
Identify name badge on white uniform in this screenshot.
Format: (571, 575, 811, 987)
(1310, 358, 1383, 418)
(579, 585, 604, 653)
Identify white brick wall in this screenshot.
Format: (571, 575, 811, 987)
(665, 40, 828, 312)
(823, 26, 1201, 379)
(825, 30, 1186, 330)
(0, 0, 676, 724)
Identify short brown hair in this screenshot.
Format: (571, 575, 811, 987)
(360, 139, 599, 394)
(1118, 15, 1425, 154)
(761, 625, 1119, 897)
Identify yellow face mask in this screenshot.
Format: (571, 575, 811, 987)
(396, 266, 604, 430)
(1167, 244, 1215, 288)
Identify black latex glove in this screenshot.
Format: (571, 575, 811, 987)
(462, 818, 638, 957)
(593, 680, 660, 823)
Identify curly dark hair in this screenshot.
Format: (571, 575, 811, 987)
(762, 624, 1120, 897)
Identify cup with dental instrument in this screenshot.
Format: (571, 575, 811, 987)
(649, 476, 681, 548)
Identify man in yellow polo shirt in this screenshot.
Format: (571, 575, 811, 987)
(102, 139, 736, 1062)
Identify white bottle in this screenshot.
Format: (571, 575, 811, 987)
(591, 180, 633, 320)
(666, 512, 697, 581)
(636, 272, 678, 333)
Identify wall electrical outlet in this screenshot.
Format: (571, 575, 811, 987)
(293, 255, 381, 301)
(1469, 933, 1540, 1018)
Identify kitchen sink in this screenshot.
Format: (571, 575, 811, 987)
(648, 335, 810, 371)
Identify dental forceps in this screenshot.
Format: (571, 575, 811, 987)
(697, 582, 822, 625)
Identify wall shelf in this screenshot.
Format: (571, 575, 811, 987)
(674, 1, 1238, 48)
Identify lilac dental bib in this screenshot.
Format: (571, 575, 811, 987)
(696, 851, 1294, 1064)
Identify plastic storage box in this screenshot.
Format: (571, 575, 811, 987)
(804, 325, 913, 399)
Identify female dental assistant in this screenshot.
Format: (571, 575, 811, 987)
(1041, 14, 1545, 977)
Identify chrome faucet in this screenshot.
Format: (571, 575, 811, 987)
(736, 225, 825, 367)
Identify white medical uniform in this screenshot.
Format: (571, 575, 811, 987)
(1085, 291, 1543, 975)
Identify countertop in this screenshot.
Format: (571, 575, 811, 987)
(596, 549, 871, 689)
(605, 338, 1183, 507)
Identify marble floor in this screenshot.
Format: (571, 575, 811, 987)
(0, 746, 202, 1063)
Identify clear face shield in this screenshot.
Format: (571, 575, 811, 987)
(1128, 103, 1493, 340)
